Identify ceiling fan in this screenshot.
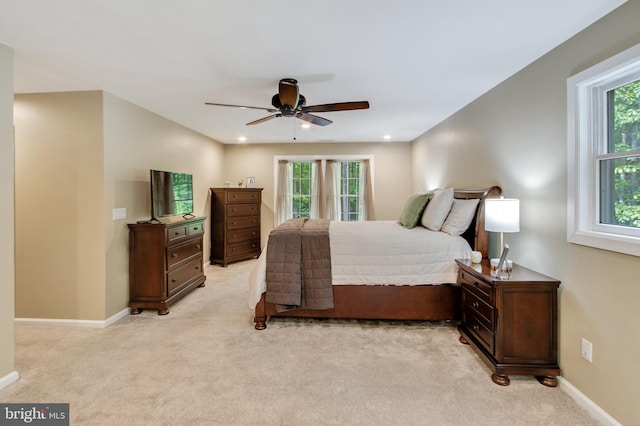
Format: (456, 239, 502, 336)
(205, 78, 369, 126)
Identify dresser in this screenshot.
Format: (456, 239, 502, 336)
(210, 187, 262, 266)
(456, 259, 560, 387)
(128, 217, 206, 315)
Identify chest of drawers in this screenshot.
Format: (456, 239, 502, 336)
(128, 217, 206, 315)
(210, 187, 262, 266)
(456, 259, 560, 387)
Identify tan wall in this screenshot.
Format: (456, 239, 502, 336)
(0, 44, 16, 382)
(103, 93, 224, 317)
(13, 91, 224, 321)
(223, 142, 412, 242)
(410, 2, 640, 424)
(14, 91, 105, 320)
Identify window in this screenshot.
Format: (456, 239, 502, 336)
(274, 156, 374, 225)
(338, 161, 362, 221)
(567, 43, 640, 256)
(292, 161, 312, 218)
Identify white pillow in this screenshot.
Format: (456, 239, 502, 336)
(421, 188, 454, 231)
(441, 198, 480, 236)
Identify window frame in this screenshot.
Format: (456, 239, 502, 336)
(567, 42, 640, 257)
(273, 154, 374, 222)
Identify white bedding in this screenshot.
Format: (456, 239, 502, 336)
(248, 220, 471, 309)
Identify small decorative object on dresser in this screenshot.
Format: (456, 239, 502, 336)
(210, 187, 262, 266)
(456, 258, 560, 387)
(128, 217, 206, 315)
(245, 177, 256, 188)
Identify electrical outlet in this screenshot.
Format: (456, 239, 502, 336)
(581, 338, 593, 363)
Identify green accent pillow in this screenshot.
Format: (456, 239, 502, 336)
(398, 192, 433, 228)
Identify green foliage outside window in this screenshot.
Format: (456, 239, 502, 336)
(604, 80, 640, 228)
(292, 162, 311, 218)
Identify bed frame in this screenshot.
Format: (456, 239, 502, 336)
(253, 186, 502, 330)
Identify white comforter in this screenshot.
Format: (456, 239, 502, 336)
(248, 220, 471, 309)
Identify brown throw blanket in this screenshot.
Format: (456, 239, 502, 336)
(265, 218, 334, 311)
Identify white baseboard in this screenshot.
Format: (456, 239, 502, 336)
(0, 371, 19, 390)
(558, 377, 621, 426)
(15, 308, 130, 328)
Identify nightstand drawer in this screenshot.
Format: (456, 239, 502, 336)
(459, 272, 492, 304)
(463, 307, 495, 354)
(462, 287, 494, 328)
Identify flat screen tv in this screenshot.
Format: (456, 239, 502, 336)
(150, 169, 194, 219)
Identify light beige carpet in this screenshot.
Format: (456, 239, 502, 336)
(1, 260, 598, 425)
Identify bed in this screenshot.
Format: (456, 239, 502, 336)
(249, 186, 501, 330)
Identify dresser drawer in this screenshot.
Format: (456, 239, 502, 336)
(226, 191, 261, 204)
(227, 204, 260, 217)
(187, 221, 204, 236)
(459, 271, 492, 304)
(462, 287, 494, 328)
(463, 307, 495, 354)
(228, 228, 260, 244)
(167, 238, 203, 269)
(227, 240, 260, 257)
(228, 216, 260, 229)
(166, 225, 188, 243)
(167, 257, 203, 297)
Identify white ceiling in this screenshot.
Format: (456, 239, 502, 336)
(0, 0, 626, 144)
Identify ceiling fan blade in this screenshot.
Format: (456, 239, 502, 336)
(246, 114, 281, 126)
(205, 102, 277, 113)
(278, 79, 299, 108)
(296, 112, 332, 126)
(304, 101, 370, 113)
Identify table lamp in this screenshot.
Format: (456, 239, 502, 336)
(484, 197, 520, 259)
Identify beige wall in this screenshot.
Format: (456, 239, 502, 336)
(14, 91, 105, 320)
(13, 91, 224, 321)
(223, 142, 412, 242)
(410, 2, 640, 424)
(103, 93, 224, 316)
(0, 44, 16, 383)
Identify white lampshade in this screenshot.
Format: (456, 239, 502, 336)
(485, 198, 520, 233)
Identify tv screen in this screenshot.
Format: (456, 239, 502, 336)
(150, 170, 194, 219)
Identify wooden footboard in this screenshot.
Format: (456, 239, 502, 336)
(253, 284, 461, 330)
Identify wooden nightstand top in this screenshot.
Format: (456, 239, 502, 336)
(456, 259, 560, 287)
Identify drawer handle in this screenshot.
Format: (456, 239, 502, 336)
(175, 231, 181, 236)
(195, 266, 199, 270)
(172, 253, 178, 258)
(232, 208, 237, 212)
(172, 278, 177, 283)
(472, 301, 479, 309)
(195, 245, 201, 249)
(193, 227, 199, 231)
(472, 324, 480, 331)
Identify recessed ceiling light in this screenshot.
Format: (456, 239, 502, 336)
(383, 134, 391, 140)
(238, 136, 247, 142)
(301, 123, 311, 129)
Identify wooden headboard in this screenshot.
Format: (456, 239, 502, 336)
(454, 186, 502, 258)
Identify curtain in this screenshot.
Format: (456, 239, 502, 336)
(324, 160, 340, 220)
(275, 160, 292, 226)
(360, 159, 374, 220)
(309, 159, 324, 219)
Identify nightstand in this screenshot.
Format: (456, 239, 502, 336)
(456, 259, 561, 386)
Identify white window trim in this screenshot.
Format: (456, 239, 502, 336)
(273, 154, 374, 218)
(567, 42, 640, 257)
